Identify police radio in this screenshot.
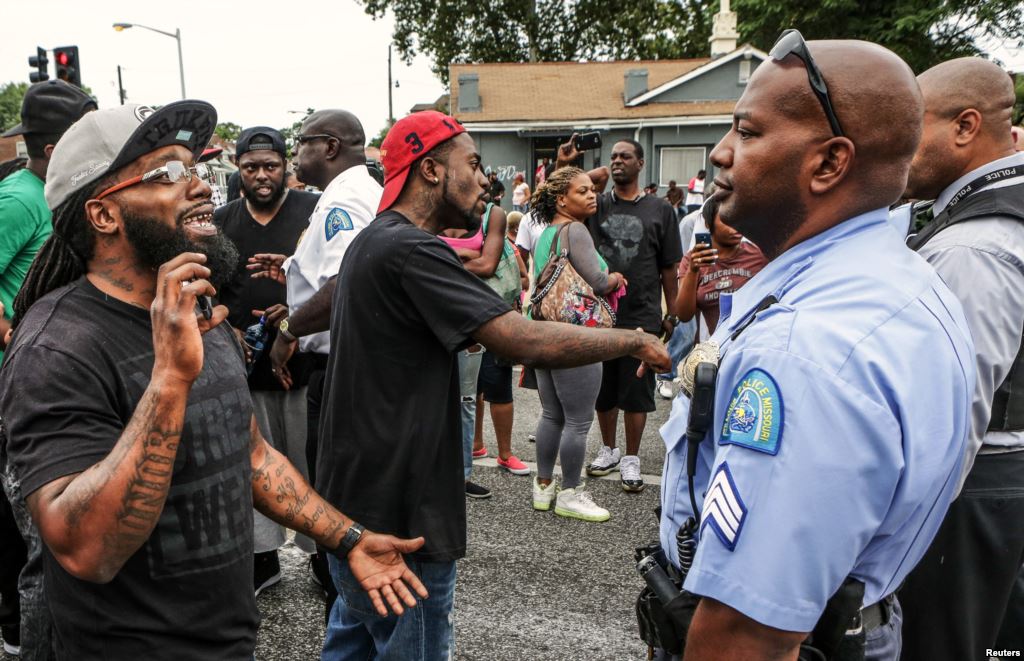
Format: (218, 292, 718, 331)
(686, 361, 718, 520)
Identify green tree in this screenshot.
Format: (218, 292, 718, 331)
(361, 0, 715, 84)
(0, 82, 29, 134)
(279, 108, 316, 158)
(368, 124, 390, 149)
(214, 121, 242, 142)
(365, 0, 1022, 84)
(735, 0, 1024, 73)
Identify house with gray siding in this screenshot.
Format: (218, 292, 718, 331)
(448, 46, 767, 209)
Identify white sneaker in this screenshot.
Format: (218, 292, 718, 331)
(554, 487, 610, 522)
(657, 379, 675, 399)
(533, 477, 557, 511)
(586, 446, 621, 476)
(620, 455, 645, 492)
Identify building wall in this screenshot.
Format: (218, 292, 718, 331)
(653, 58, 762, 103)
(471, 132, 532, 210)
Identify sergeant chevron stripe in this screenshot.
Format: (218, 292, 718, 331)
(700, 462, 747, 551)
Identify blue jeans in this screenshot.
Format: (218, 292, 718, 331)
(457, 349, 483, 479)
(321, 555, 456, 661)
(656, 319, 696, 382)
(865, 596, 902, 661)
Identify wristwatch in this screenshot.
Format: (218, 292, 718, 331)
(333, 522, 365, 558)
(664, 314, 680, 326)
(278, 317, 297, 342)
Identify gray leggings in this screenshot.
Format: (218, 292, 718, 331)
(535, 362, 602, 489)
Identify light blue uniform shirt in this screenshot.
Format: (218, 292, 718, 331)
(659, 208, 976, 632)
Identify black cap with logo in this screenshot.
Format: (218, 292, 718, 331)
(2, 80, 97, 137)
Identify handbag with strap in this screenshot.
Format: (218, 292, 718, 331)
(530, 223, 616, 328)
(480, 202, 523, 307)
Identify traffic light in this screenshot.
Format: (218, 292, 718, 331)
(53, 46, 81, 87)
(28, 46, 48, 83)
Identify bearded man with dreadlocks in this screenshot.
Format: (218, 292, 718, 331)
(0, 102, 427, 659)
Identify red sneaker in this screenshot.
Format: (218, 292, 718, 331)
(497, 455, 531, 475)
(472, 447, 488, 458)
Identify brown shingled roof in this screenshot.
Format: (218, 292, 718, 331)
(450, 59, 736, 123)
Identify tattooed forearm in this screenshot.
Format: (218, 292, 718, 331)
(250, 434, 350, 551)
(473, 311, 647, 369)
(27, 379, 190, 583)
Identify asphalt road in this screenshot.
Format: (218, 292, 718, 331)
(255, 374, 676, 661)
(0, 373, 678, 661)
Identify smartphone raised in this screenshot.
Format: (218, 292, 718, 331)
(574, 131, 602, 151)
(694, 232, 712, 247)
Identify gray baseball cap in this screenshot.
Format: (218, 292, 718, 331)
(45, 100, 217, 211)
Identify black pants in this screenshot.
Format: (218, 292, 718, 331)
(306, 364, 338, 624)
(0, 486, 26, 628)
(899, 450, 1024, 661)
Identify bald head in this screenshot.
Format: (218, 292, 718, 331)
(919, 58, 1015, 141)
(305, 109, 366, 148)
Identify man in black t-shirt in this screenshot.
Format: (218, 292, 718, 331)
(0, 101, 427, 660)
(317, 111, 670, 660)
(215, 126, 321, 595)
(555, 137, 683, 493)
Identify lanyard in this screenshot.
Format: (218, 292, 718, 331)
(944, 164, 1024, 210)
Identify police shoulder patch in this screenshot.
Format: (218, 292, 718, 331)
(325, 207, 354, 241)
(719, 368, 783, 455)
(700, 462, 747, 551)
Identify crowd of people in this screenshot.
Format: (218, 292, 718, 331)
(0, 27, 1021, 661)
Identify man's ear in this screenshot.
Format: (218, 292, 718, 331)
(417, 156, 443, 185)
(84, 198, 120, 238)
(953, 108, 983, 147)
(808, 137, 855, 196)
(44, 144, 56, 159)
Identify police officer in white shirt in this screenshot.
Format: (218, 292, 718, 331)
(248, 109, 382, 612)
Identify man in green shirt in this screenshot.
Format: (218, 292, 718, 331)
(0, 79, 94, 658)
(0, 80, 96, 361)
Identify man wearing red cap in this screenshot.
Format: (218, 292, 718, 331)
(316, 111, 670, 659)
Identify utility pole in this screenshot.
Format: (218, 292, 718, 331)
(117, 65, 126, 105)
(387, 46, 395, 126)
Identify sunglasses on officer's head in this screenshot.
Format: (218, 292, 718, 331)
(769, 29, 845, 138)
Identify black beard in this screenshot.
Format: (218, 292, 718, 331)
(611, 169, 636, 186)
(242, 178, 287, 212)
(441, 171, 483, 232)
(122, 208, 240, 289)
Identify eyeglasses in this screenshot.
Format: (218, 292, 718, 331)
(769, 29, 844, 138)
(295, 133, 340, 145)
(96, 161, 212, 200)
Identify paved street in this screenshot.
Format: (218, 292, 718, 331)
(255, 371, 675, 660)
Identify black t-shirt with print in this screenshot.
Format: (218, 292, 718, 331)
(0, 278, 258, 660)
(588, 192, 683, 332)
(215, 190, 320, 391)
(317, 211, 509, 562)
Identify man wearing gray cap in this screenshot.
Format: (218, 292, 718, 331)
(0, 100, 427, 659)
(0, 78, 96, 659)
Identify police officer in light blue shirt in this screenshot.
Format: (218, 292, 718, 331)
(658, 33, 976, 661)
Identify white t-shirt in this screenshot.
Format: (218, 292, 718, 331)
(512, 182, 530, 206)
(685, 177, 705, 206)
(284, 165, 383, 354)
(514, 211, 546, 254)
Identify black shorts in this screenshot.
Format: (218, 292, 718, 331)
(595, 355, 656, 413)
(477, 350, 514, 404)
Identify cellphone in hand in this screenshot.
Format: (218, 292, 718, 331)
(694, 232, 712, 247)
(574, 131, 602, 151)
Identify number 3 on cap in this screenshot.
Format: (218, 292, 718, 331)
(405, 132, 425, 154)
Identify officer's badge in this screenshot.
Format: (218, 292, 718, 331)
(720, 368, 783, 455)
(325, 207, 354, 241)
(679, 341, 720, 397)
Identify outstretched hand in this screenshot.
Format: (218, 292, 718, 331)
(556, 133, 582, 167)
(632, 329, 671, 377)
(347, 532, 429, 616)
(247, 253, 288, 285)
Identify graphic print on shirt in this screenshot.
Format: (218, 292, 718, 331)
(720, 368, 784, 455)
(598, 213, 644, 270)
(325, 207, 354, 240)
(119, 337, 254, 580)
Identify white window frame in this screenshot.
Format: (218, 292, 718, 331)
(738, 59, 752, 84)
(659, 146, 706, 187)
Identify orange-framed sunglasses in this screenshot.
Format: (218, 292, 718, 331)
(95, 161, 213, 200)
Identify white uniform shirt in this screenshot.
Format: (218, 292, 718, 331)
(284, 166, 383, 354)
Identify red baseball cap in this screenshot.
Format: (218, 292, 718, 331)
(378, 111, 466, 213)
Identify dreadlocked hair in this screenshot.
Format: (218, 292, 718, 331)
(530, 166, 584, 225)
(12, 185, 98, 328)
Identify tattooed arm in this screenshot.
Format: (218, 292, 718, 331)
(472, 311, 671, 372)
(248, 417, 428, 615)
(25, 253, 227, 583)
